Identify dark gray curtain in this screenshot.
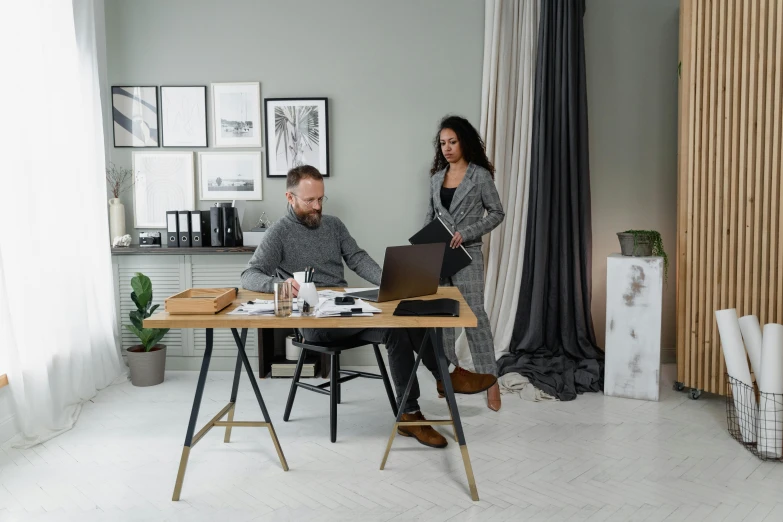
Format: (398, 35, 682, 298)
(497, 0, 603, 401)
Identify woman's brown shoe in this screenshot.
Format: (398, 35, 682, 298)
(396, 412, 448, 448)
(436, 367, 498, 396)
(487, 382, 501, 411)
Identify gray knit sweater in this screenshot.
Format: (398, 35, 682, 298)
(240, 205, 382, 292)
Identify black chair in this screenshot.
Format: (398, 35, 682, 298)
(282, 333, 398, 442)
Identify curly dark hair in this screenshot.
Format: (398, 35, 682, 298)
(429, 115, 495, 178)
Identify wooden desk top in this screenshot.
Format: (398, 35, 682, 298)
(144, 287, 477, 329)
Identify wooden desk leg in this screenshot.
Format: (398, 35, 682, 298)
(224, 329, 246, 443)
(231, 328, 289, 472)
(258, 328, 275, 378)
(172, 328, 214, 501)
(432, 327, 478, 501)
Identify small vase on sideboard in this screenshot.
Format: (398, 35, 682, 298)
(109, 198, 126, 242)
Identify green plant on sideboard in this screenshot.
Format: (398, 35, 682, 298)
(125, 272, 169, 351)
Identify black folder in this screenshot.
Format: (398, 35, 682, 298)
(393, 298, 460, 317)
(210, 207, 223, 247)
(178, 211, 191, 247)
(409, 217, 472, 279)
(222, 206, 243, 247)
(190, 210, 210, 247)
(166, 211, 179, 248)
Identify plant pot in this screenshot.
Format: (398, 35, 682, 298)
(617, 232, 653, 257)
(109, 198, 126, 242)
(126, 344, 166, 386)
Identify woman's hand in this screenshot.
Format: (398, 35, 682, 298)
(286, 278, 300, 297)
(450, 231, 464, 249)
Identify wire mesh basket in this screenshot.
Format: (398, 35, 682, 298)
(725, 374, 783, 461)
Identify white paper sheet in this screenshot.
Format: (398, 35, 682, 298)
(739, 315, 763, 387)
(759, 323, 783, 458)
(715, 308, 757, 443)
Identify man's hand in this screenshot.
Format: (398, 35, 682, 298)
(450, 231, 464, 249)
(286, 278, 300, 297)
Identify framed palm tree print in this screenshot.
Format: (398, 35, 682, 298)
(264, 98, 329, 177)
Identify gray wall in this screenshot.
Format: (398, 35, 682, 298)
(585, 0, 680, 362)
(105, 0, 682, 362)
(104, 0, 484, 287)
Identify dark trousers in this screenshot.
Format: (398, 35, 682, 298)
(300, 328, 439, 414)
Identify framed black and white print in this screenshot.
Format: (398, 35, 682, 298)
(160, 86, 207, 147)
(198, 151, 263, 201)
(264, 98, 329, 177)
(112, 86, 159, 147)
(132, 151, 195, 227)
(211, 82, 262, 148)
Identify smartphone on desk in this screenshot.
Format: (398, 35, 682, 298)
(335, 296, 355, 305)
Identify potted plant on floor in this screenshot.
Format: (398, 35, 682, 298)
(124, 272, 169, 386)
(616, 230, 669, 283)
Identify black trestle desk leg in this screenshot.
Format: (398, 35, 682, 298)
(172, 328, 214, 501)
(231, 328, 289, 471)
(224, 328, 247, 443)
(432, 327, 479, 501)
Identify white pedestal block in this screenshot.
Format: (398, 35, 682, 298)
(604, 254, 663, 401)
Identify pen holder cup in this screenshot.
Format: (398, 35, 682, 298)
(299, 282, 319, 314)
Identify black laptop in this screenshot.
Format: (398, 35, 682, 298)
(344, 243, 445, 302)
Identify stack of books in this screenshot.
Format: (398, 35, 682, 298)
(271, 356, 318, 378)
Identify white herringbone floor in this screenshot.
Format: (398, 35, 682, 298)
(1, 364, 782, 521)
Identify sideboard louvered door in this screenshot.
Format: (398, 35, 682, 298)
(112, 252, 257, 371)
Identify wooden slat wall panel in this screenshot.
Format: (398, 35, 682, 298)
(678, 0, 782, 395)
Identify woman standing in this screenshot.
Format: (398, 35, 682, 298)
(425, 115, 505, 411)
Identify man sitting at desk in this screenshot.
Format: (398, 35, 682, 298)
(240, 165, 448, 448)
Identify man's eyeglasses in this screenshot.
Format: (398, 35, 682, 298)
(292, 194, 328, 208)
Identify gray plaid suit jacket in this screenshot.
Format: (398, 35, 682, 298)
(424, 163, 504, 374)
(425, 163, 505, 249)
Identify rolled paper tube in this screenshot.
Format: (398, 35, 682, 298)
(758, 323, 783, 458)
(715, 308, 756, 443)
(739, 315, 763, 387)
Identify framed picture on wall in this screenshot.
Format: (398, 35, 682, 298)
(264, 97, 329, 177)
(132, 151, 195, 227)
(211, 82, 262, 147)
(112, 86, 159, 147)
(160, 86, 207, 147)
(198, 151, 263, 201)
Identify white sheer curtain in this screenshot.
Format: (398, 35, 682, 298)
(0, 0, 127, 448)
(455, 0, 539, 365)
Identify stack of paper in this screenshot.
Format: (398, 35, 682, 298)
(228, 300, 300, 316)
(315, 298, 380, 318)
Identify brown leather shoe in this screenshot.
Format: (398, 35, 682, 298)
(437, 367, 498, 396)
(396, 412, 448, 448)
(487, 382, 501, 411)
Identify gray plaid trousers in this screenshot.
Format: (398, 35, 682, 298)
(441, 247, 497, 376)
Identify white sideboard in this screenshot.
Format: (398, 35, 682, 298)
(112, 246, 259, 371)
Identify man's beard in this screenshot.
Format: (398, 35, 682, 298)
(295, 206, 322, 229)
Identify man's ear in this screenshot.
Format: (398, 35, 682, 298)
(285, 192, 294, 205)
